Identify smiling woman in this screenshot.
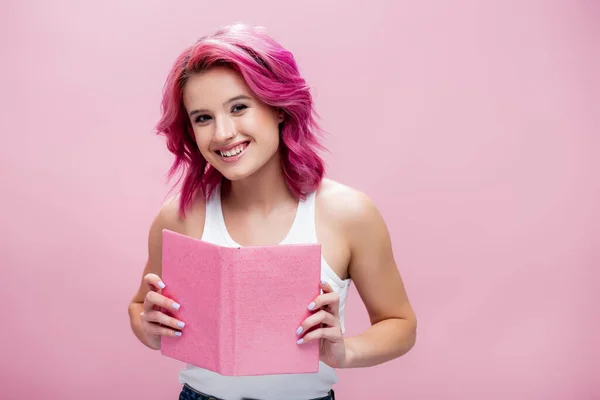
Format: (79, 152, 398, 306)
(192, 96, 252, 161)
(127, 23, 417, 400)
(183, 68, 285, 181)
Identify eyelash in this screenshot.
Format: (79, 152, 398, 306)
(194, 104, 248, 124)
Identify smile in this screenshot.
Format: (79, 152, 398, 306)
(215, 141, 249, 162)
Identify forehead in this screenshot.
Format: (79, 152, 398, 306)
(182, 67, 252, 109)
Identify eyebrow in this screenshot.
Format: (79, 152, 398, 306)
(188, 95, 252, 118)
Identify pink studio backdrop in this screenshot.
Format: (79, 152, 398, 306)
(1, 1, 598, 399)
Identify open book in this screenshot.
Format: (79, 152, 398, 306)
(159, 229, 321, 376)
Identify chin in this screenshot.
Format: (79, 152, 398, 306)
(221, 170, 252, 181)
(215, 164, 257, 181)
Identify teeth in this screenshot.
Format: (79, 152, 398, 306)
(219, 144, 245, 157)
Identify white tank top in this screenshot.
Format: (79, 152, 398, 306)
(177, 184, 351, 400)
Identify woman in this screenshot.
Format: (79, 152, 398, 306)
(128, 23, 417, 400)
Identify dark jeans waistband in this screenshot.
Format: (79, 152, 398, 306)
(179, 383, 335, 400)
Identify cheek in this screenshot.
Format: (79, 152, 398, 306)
(193, 130, 212, 153)
(245, 115, 280, 144)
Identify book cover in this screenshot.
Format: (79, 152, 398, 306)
(160, 229, 321, 376)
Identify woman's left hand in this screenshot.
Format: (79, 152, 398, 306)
(296, 281, 346, 368)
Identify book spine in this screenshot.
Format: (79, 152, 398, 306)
(218, 248, 237, 376)
(229, 249, 240, 375)
(231, 249, 238, 376)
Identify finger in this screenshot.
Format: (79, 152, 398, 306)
(144, 290, 181, 312)
(308, 292, 340, 316)
(144, 273, 166, 291)
(296, 310, 339, 336)
(142, 319, 183, 338)
(320, 280, 333, 293)
(141, 309, 186, 331)
(297, 326, 342, 345)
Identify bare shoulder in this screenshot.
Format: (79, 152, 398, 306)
(316, 178, 383, 230)
(155, 194, 184, 229)
(316, 178, 393, 281)
(152, 192, 207, 236)
(147, 193, 207, 260)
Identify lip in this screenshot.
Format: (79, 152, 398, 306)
(213, 140, 250, 152)
(215, 141, 249, 164)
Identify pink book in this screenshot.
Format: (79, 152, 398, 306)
(159, 229, 321, 376)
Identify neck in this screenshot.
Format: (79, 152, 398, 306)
(222, 151, 296, 214)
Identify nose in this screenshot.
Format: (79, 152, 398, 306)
(214, 115, 235, 142)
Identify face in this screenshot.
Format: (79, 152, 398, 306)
(182, 66, 284, 181)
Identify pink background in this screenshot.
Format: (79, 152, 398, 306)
(1, 1, 598, 399)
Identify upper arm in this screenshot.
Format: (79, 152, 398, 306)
(129, 196, 183, 305)
(342, 190, 416, 327)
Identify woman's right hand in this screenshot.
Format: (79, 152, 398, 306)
(140, 273, 186, 349)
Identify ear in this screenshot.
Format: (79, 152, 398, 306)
(276, 109, 285, 123)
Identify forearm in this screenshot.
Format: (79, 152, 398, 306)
(341, 317, 416, 368)
(128, 302, 159, 350)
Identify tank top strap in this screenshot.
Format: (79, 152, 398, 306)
(201, 184, 227, 244)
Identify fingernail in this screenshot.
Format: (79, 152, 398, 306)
(307, 302, 316, 310)
(297, 338, 304, 344)
(158, 281, 166, 289)
(321, 280, 327, 285)
(296, 326, 303, 335)
(172, 302, 181, 310)
(175, 331, 182, 337)
(177, 322, 185, 329)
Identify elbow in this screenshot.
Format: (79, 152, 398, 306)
(398, 315, 417, 357)
(408, 313, 418, 345)
(406, 320, 417, 352)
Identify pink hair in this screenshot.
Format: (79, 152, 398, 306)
(155, 23, 326, 216)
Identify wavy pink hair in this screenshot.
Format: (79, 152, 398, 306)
(155, 23, 326, 216)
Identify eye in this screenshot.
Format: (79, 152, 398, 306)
(231, 104, 248, 114)
(194, 115, 211, 124)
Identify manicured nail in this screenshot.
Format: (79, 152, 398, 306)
(158, 281, 166, 289)
(297, 338, 304, 344)
(175, 331, 182, 337)
(296, 326, 303, 335)
(177, 321, 185, 329)
(172, 302, 181, 310)
(321, 280, 327, 286)
(307, 302, 316, 310)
